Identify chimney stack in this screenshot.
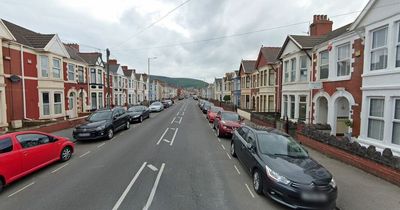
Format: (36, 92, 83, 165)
(66, 43, 80, 52)
(121, 66, 128, 71)
(309, 14, 333, 36)
(108, 59, 118, 65)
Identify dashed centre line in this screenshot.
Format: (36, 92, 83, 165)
(221, 144, 226, 150)
(97, 143, 105, 148)
(245, 183, 255, 198)
(51, 163, 69, 174)
(226, 152, 232, 160)
(234, 165, 241, 175)
(79, 151, 91, 158)
(8, 182, 35, 198)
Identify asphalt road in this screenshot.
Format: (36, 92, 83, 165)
(1, 99, 399, 210)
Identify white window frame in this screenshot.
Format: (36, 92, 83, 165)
(90, 68, 96, 84)
(97, 69, 102, 84)
(67, 63, 75, 81)
(290, 58, 296, 82)
(299, 56, 308, 81)
(284, 60, 289, 83)
(367, 97, 385, 140)
(78, 66, 84, 83)
(42, 92, 50, 116)
(392, 98, 400, 145)
(40, 55, 49, 77)
(370, 26, 388, 71)
(98, 92, 103, 109)
(396, 22, 400, 68)
(319, 50, 329, 80)
(336, 43, 351, 77)
(298, 95, 307, 121)
(54, 92, 62, 114)
(289, 95, 295, 119)
(91, 92, 97, 110)
(268, 69, 275, 86)
(52, 58, 61, 79)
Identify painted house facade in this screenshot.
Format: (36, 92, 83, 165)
(232, 70, 240, 107)
(239, 60, 256, 109)
(109, 60, 126, 107)
(350, 0, 400, 154)
(214, 78, 222, 101)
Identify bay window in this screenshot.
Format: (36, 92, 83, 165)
(54, 93, 62, 114)
(299, 56, 308, 81)
(90, 68, 96, 84)
(319, 51, 329, 79)
(290, 95, 295, 119)
(78, 66, 84, 83)
(40, 55, 49, 77)
(290, 58, 296, 82)
(368, 98, 385, 140)
(393, 99, 400, 145)
(396, 22, 400, 67)
(42, 92, 50, 115)
(67, 64, 74, 81)
(299, 96, 307, 121)
(268, 69, 275, 86)
(284, 60, 289, 83)
(52, 58, 61, 78)
(370, 26, 388, 70)
(337, 43, 351, 76)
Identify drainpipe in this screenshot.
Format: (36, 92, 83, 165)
(20, 45, 29, 120)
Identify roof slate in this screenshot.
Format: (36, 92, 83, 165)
(242, 60, 256, 74)
(64, 44, 86, 63)
(260, 47, 281, 63)
(79, 53, 102, 65)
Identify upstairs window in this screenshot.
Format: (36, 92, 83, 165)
(370, 26, 388, 70)
(40, 55, 49, 77)
(396, 22, 400, 68)
(97, 70, 102, 84)
(67, 64, 74, 81)
(284, 60, 289, 83)
(299, 56, 308, 81)
(78, 66, 84, 83)
(52, 58, 61, 78)
(337, 43, 351, 76)
(319, 51, 329, 79)
(290, 58, 296, 82)
(268, 69, 275, 86)
(90, 68, 96, 84)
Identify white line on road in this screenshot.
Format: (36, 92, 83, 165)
(178, 116, 183, 124)
(181, 111, 184, 116)
(221, 144, 226, 150)
(245, 183, 255, 198)
(226, 152, 232, 160)
(112, 162, 147, 210)
(147, 164, 158, 172)
(79, 151, 91, 158)
(97, 143, 106, 148)
(170, 128, 179, 146)
(234, 165, 241, 175)
(8, 182, 35, 197)
(163, 139, 171, 143)
(51, 163, 69, 173)
(217, 138, 221, 142)
(143, 163, 166, 210)
(170, 117, 176, 124)
(156, 128, 169, 145)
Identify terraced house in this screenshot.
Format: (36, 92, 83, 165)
(109, 59, 126, 106)
(239, 60, 256, 109)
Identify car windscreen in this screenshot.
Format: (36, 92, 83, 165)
(151, 102, 161, 106)
(257, 133, 308, 158)
(210, 107, 223, 113)
(129, 106, 143, 112)
(88, 111, 112, 121)
(221, 112, 240, 121)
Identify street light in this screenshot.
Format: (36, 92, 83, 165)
(148, 57, 157, 101)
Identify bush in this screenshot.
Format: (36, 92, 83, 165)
(223, 95, 231, 102)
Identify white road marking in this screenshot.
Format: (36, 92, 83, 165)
(217, 138, 221, 142)
(176, 112, 180, 116)
(8, 182, 35, 197)
(178, 117, 183, 124)
(170, 117, 176, 124)
(147, 164, 158, 172)
(181, 111, 185, 116)
(170, 128, 179, 146)
(226, 152, 232, 160)
(221, 144, 226, 150)
(97, 143, 106, 148)
(112, 162, 147, 210)
(156, 128, 169, 145)
(79, 151, 91, 158)
(143, 163, 166, 210)
(51, 163, 69, 173)
(163, 139, 171, 143)
(245, 183, 255, 198)
(170, 128, 176, 131)
(234, 165, 241, 175)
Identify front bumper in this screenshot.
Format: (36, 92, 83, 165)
(73, 129, 108, 140)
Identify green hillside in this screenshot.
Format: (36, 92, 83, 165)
(150, 75, 208, 89)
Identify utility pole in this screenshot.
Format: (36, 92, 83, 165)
(106, 48, 111, 108)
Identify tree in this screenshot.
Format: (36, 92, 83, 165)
(223, 95, 231, 102)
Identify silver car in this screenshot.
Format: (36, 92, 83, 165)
(149, 102, 164, 112)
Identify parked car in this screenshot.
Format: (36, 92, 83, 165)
(166, 99, 173, 106)
(149, 102, 164, 112)
(178, 96, 184, 100)
(193, 95, 198, 100)
(161, 100, 170, 108)
(213, 111, 242, 137)
(202, 102, 213, 114)
(207, 106, 224, 123)
(73, 107, 130, 141)
(198, 100, 205, 108)
(0, 131, 74, 192)
(127, 105, 150, 123)
(230, 125, 338, 209)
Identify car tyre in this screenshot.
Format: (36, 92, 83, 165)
(60, 146, 72, 162)
(139, 116, 143, 123)
(230, 141, 237, 157)
(125, 121, 130, 130)
(106, 128, 114, 140)
(0, 178, 4, 193)
(253, 169, 263, 195)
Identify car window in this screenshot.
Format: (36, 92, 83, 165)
(0, 137, 13, 154)
(16, 134, 50, 149)
(119, 109, 125, 115)
(221, 112, 240, 121)
(246, 130, 256, 144)
(257, 133, 308, 158)
(237, 127, 249, 139)
(89, 111, 112, 121)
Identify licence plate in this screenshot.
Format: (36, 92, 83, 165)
(79, 133, 90, 137)
(301, 192, 327, 201)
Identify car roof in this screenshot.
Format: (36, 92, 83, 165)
(244, 125, 290, 137)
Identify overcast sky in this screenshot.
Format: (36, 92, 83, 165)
(0, 0, 369, 83)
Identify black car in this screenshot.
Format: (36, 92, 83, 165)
(161, 100, 170, 108)
(231, 126, 337, 210)
(127, 105, 150, 123)
(202, 103, 213, 114)
(73, 107, 130, 141)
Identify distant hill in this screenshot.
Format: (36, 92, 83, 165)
(150, 75, 208, 89)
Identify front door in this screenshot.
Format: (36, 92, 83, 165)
(69, 92, 77, 118)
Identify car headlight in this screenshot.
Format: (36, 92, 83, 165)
(329, 178, 336, 188)
(133, 115, 140, 118)
(96, 125, 106, 131)
(266, 165, 290, 185)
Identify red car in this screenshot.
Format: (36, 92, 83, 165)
(213, 111, 242, 137)
(207, 106, 224, 123)
(0, 131, 74, 192)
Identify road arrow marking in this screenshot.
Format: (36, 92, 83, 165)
(147, 164, 158, 172)
(163, 139, 171, 143)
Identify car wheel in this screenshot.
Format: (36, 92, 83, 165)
(0, 178, 4, 193)
(139, 116, 143, 123)
(125, 121, 130, 130)
(253, 169, 263, 195)
(106, 129, 114, 140)
(230, 141, 237, 157)
(60, 146, 72, 162)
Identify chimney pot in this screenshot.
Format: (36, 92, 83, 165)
(310, 14, 333, 36)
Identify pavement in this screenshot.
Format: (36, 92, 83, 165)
(0, 99, 399, 210)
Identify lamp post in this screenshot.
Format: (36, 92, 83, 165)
(147, 57, 157, 101)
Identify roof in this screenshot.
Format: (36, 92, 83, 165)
(260, 47, 281, 63)
(349, 0, 375, 30)
(79, 53, 102, 65)
(64, 44, 86, 63)
(225, 72, 235, 80)
(142, 74, 148, 81)
(122, 69, 132, 77)
(1, 19, 54, 48)
(109, 64, 120, 74)
(241, 60, 256, 74)
(134, 74, 141, 80)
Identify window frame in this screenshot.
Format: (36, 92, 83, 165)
(299, 55, 308, 81)
(392, 98, 400, 145)
(284, 60, 289, 83)
(290, 58, 296, 82)
(40, 55, 49, 77)
(90, 68, 96, 84)
(367, 98, 385, 140)
(336, 42, 351, 77)
(54, 92, 62, 114)
(396, 22, 400, 68)
(370, 26, 388, 71)
(67, 63, 75, 81)
(319, 50, 329, 80)
(97, 69, 102, 84)
(42, 92, 50, 116)
(268, 69, 275, 86)
(289, 95, 295, 119)
(298, 95, 307, 122)
(78, 66, 84, 83)
(52, 58, 61, 79)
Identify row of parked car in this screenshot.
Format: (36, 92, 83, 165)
(0, 100, 175, 192)
(198, 99, 338, 210)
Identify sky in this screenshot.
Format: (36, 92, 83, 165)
(0, 0, 369, 83)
